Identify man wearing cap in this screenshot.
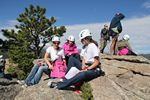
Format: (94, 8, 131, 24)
(100, 24, 110, 53)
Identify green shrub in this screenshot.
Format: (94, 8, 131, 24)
(7, 66, 17, 76)
(7, 66, 27, 80)
(80, 82, 94, 100)
(16, 70, 26, 80)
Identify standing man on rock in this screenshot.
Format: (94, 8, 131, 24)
(100, 24, 110, 53)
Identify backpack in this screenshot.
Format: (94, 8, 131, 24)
(50, 59, 67, 78)
(117, 48, 129, 55)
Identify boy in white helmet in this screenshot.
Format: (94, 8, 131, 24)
(115, 34, 137, 55)
(49, 29, 104, 90)
(18, 36, 66, 87)
(62, 35, 79, 65)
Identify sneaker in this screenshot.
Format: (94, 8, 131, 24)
(47, 80, 52, 87)
(48, 82, 57, 88)
(51, 82, 58, 88)
(17, 80, 25, 85)
(21, 83, 28, 88)
(100, 70, 105, 76)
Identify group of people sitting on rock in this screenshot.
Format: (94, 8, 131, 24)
(100, 12, 137, 57)
(17, 29, 104, 90)
(15, 12, 136, 91)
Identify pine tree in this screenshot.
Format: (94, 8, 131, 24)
(1, 5, 66, 79)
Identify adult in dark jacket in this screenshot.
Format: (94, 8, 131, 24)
(109, 13, 125, 57)
(100, 24, 110, 53)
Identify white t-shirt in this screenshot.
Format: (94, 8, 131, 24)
(46, 46, 65, 62)
(80, 43, 100, 64)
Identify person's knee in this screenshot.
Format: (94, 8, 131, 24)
(37, 67, 46, 75)
(33, 64, 39, 68)
(31, 64, 39, 71)
(68, 56, 76, 64)
(68, 56, 75, 61)
(39, 67, 45, 71)
(78, 72, 87, 78)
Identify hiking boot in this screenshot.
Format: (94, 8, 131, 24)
(17, 80, 25, 85)
(101, 70, 105, 76)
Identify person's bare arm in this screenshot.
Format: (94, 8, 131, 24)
(81, 56, 87, 70)
(44, 52, 53, 70)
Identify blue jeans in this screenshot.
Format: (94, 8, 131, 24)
(66, 56, 82, 73)
(0, 66, 5, 78)
(0, 70, 4, 78)
(57, 56, 101, 90)
(57, 69, 100, 90)
(25, 64, 49, 86)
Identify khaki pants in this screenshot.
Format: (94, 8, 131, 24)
(100, 38, 107, 53)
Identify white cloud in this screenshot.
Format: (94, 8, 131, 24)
(0, 26, 16, 40)
(143, 1, 150, 9)
(7, 20, 19, 26)
(1, 16, 150, 54)
(121, 16, 150, 54)
(61, 16, 150, 54)
(0, 20, 19, 40)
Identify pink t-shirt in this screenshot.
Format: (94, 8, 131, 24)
(62, 42, 78, 56)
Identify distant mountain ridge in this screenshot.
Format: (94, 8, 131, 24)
(140, 54, 150, 60)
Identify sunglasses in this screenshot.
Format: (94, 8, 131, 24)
(53, 42, 60, 45)
(69, 41, 74, 43)
(81, 39, 85, 43)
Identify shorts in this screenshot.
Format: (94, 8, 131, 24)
(111, 32, 119, 39)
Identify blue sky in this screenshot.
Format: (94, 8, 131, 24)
(0, 0, 149, 25)
(0, 0, 150, 54)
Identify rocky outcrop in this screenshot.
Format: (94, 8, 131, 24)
(15, 76, 82, 100)
(90, 54, 150, 100)
(1, 54, 150, 100)
(0, 78, 22, 100)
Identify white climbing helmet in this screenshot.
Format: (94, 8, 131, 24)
(123, 34, 130, 40)
(79, 29, 92, 40)
(68, 35, 75, 42)
(52, 36, 60, 42)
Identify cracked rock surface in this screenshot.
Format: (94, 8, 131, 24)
(15, 76, 82, 100)
(90, 54, 150, 100)
(1, 54, 150, 100)
(0, 78, 22, 100)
